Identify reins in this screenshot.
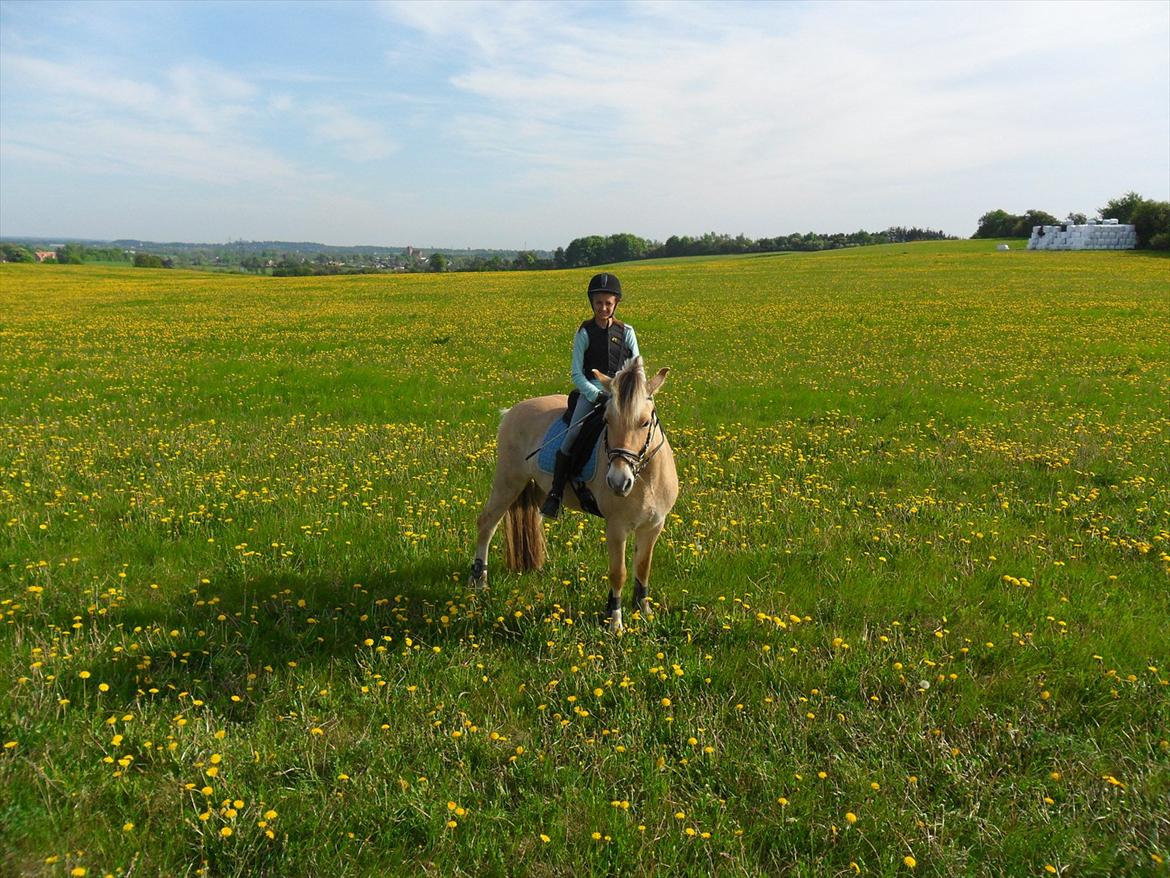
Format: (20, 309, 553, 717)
(524, 399, 606, 462)
(525, 390, 668, 485)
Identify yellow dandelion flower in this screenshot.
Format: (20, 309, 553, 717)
(845, 812, 858, 824)
(219, 827, 232, 838)
(903, 855, 916, 869)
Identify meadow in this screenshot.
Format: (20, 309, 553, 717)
(1, 241, 1168, 877)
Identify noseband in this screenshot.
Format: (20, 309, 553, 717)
(603, 401, 665, 482)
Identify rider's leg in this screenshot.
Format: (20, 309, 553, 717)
(541, 394, 595, 519)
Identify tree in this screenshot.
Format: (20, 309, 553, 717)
(602, 233, 648, 263)
(563, 235, 605, 268)
(513, 250, 538, 270)
(133, 252, 165, 268)
(1129, 199, 1170, 249)
(1099, 191, 1144, 223)
(427, 252, 448, 272)
(973, 209, 1016, 238)
(1066, 212, 1087, 225)
(55, 243, 85, 264)
(0, 243, 34, 262)
(1012, 210, 1060, 237)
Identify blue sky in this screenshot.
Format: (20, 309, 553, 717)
(1, 0, 1167, 248)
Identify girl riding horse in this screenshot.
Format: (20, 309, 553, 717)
(469, 274, 677, 631)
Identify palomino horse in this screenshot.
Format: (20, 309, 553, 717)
(469, 358, 678, 631)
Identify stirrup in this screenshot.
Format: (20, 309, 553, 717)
(540, 492, 562, 519)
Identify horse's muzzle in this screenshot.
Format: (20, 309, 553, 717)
(607, 464, 635, 497)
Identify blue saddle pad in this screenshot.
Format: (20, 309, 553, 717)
(537, 419, 601, 482)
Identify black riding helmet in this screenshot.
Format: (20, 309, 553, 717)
(587, 272, 622, 301)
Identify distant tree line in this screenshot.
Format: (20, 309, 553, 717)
(0, 225, 956, 273)
(0, 242, 138, 264)
(540, 227, 954, 270)
(974, 191, 1169, 249)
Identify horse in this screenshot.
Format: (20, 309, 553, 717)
(469, 357, 678, 631)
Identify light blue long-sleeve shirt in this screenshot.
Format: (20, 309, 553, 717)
(571, 322, 640, 403)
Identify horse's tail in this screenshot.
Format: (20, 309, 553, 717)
(504, 481, 546, 572)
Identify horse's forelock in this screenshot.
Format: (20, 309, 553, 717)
(612, 360, 647, 430)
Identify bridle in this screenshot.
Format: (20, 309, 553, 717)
(603, 399, 666, 482)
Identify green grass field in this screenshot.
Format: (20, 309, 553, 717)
(2, 241, 1168, 877)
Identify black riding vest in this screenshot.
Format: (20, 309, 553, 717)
(580, 319, 631, 379)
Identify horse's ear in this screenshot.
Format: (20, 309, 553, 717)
(593, 369, 613, 387)
(647, 367, 670, 397)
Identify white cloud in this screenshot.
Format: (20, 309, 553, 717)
(2, 1, 1166, 245)
(0, 50, 397, 192)
(379, 0, 1170, 237)
(306, 105, 398, 162)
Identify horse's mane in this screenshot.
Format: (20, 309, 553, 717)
(610, 357, 647, 431)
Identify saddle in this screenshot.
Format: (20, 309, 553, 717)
(535, 390, 607, 517)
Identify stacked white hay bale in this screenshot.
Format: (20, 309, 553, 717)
(1027, 220, 1137, 250)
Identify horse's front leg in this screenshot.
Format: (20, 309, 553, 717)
(605, 524, 630, 632)
(633, 519, 664, 619)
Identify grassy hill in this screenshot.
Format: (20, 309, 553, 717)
(1, 242, 1168, 876)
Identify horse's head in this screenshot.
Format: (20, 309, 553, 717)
(593, 357, 669, 497)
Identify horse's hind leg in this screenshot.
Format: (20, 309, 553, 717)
(470, 470, 526, 588)
(633, 519, 665, 619)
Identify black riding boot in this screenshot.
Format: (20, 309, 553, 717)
(540, 450, 573, 519)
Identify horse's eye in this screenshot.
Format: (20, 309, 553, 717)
(640, 420, 650, 429)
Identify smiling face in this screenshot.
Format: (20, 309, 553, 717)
(590, 292, 618, 326)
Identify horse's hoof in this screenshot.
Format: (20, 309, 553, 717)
(469, 559, 488, 590)
(607, 608, 624, 633)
